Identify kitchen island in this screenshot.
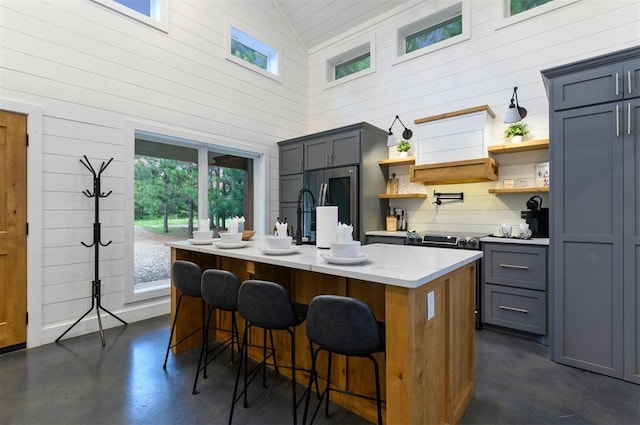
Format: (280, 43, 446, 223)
(167, 240, 481, 424)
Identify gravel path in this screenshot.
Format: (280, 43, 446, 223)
(134, 226, 185, 284)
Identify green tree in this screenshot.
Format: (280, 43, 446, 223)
(208, 166, 245, 230)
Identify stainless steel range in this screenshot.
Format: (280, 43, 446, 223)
(404, 230, 487, 329)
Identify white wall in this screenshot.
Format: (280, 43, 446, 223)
(306, 0, 640, 234)
(0, 0, 308, 346)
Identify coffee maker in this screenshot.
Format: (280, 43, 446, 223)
(521, 195, 549, 237)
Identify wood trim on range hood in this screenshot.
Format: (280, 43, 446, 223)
(410, 157, 498, 185)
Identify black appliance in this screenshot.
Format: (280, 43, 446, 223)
(521, 195, 549, 237)
(405, 230, 487, 330)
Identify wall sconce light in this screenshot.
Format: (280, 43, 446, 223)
(387, 115, 413, 146)
(504, 86, 528, 124)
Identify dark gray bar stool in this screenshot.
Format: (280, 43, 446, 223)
(192, 269, 242, 394)
(228, 279, 312, 425)
(163, 260, 205, 369)
(302, 295, 385, 425)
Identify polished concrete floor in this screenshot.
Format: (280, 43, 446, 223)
(1, 315, 638, 425)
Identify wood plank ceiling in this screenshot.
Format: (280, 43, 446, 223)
(273, 0, 412, 50)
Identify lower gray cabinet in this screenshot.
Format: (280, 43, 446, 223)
(482, 243, 548, 338)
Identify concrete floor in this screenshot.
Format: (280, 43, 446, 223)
(1, 316, 638, 425)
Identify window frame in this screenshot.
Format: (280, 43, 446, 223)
(225, 22, 282, 82)
(91, 0, 169, 32)
(495, 0, 581, 29)
(123, 122, 268, 304)
(392, 0, 470, 67)
(323, 36, 376, 89)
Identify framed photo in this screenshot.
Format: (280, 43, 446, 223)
(503, 179, 515, 189)
(536, 162, 549, 187)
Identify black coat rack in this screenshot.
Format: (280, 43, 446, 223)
(56, 156, 127, 346)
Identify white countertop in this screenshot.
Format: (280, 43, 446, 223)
(167, 239, 482, 289)
(480, 236, 549, 245)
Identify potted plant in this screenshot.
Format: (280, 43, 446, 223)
(396, 139, 411, 157)
(504, 122, 529, 143)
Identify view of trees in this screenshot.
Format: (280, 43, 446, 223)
(231, 39, 268, 70)
(510, 0, 554, 15)
(134, 155, 245, 234)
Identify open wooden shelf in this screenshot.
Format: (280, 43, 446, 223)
(378, 193, 428, 199)
(378, 156, 416, 167)
(488, 187, 549, 194)
(488, 139, 549, 154)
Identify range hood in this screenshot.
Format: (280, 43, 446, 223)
(409, 157, 498, 185)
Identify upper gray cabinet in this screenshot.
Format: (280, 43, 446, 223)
(279, 143, 304, 176)
(304, 130, 360, 170)
(549, 57, 640, 111)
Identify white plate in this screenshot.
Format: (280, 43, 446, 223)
(259, 246, 299, 255)
(189, 238, 215, 245)
(214, 241, 250, 249)
(321, 253, 370, 265)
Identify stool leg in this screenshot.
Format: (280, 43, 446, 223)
(163, 293, 184, 369)
(230, 312, 239, 364)
(290, 329, 297, 425)
(269, 329, 279, 374)
(302, 346, 319, 425)
(369, 355, 383, 425)
(192, 306, 213, 394)
(229, 324, 249, 425)
(324, 352, 333, 417)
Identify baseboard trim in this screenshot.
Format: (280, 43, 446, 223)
(41, 298, 170, 346)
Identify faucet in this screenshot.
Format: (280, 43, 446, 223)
(295, 188, 317, 245)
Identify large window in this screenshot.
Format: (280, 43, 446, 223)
(510, 0, 554, 16)
(226, 25, 280, 80)
(133, 139, 252, 288)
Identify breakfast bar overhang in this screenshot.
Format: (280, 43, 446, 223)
(166, 241, 481, 424)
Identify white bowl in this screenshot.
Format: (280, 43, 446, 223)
(193, 230, 214, 240)
(220, 232, 243, 243)
(330, 241, 361, 258)
(266, 236, 292, 249)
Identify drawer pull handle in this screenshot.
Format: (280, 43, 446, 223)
(499, 263, 529, 270)
(499, 305, 529, 314)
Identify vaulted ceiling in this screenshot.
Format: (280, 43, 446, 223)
(273, 0, 412, 50)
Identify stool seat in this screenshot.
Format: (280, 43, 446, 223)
(163, 260, 205, 369)
(303, 295, 385, 425)
(229, 279, 313, 425)
(192, 269, 242, 394)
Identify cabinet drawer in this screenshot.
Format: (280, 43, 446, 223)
(483, 284, 546, 335)
(483, 243, 547, 290)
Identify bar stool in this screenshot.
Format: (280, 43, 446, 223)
(228, 279, 311, 425)
(163, 260, 204, 369)
(302, 295, 385, 425)
(192, 269, 242, 394)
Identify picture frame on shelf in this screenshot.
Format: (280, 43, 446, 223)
(536, 162, 549, 187)
(503, 179, 515, 189)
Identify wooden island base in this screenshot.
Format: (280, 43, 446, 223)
(171, 247, 475, 424)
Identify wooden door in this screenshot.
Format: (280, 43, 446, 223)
(0, 110, 27, 351)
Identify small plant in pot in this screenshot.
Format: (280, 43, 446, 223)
(504, 122, 529, 143)
(396, 140, 411, 157)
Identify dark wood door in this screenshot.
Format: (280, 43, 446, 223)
(0, 110, 27, 351)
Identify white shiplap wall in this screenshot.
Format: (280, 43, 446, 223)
(0, 0, 308, 346)
(306, 0, 640, 235)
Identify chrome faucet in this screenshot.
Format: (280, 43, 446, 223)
(295, 188, 317, 245)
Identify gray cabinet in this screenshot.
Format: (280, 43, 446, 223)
(277, 123, 388, 243)
(482, 243, 548, 338)
(280, 143, 303, 176)
(542, 46, 640, 383)
(304, 130, 360, 170)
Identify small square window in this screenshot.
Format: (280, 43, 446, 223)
(226, 25, 280, 80)
(335, 53, 371, 80)
(510, 0, 555, 16)
(405, 15, 462, 54)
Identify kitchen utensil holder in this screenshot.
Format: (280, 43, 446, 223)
(55, 155, 127, 346)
